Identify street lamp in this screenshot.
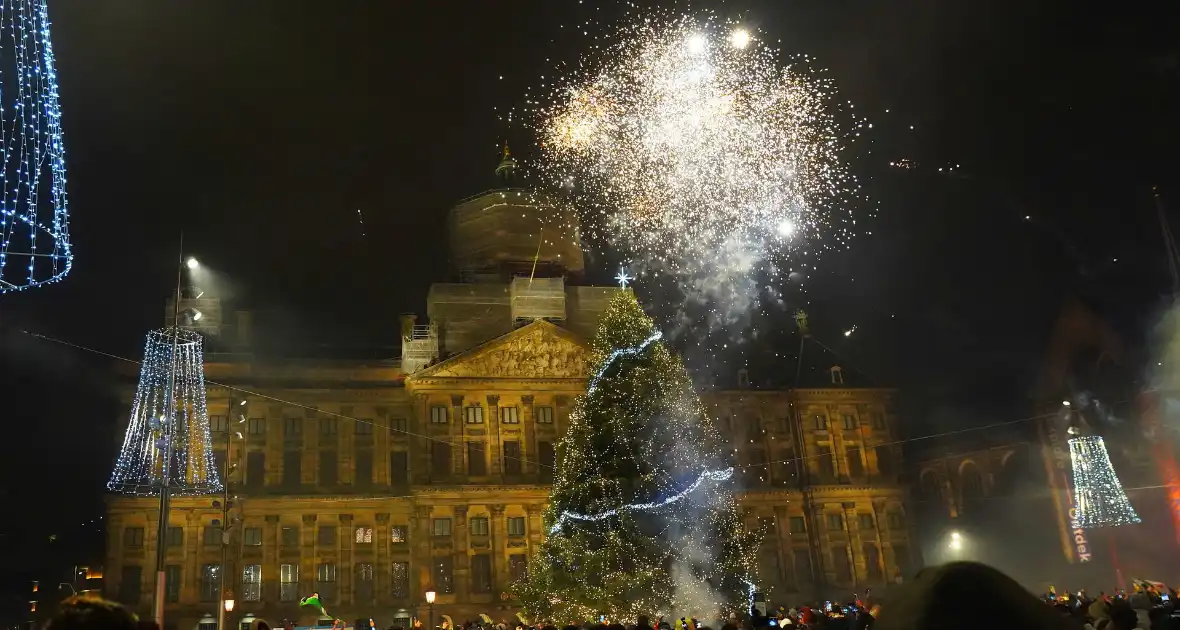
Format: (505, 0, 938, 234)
(948, 530, 963, 552)
(153, 243, 199, 628)
(425, 591, 436, 630)
(224, 594, 235, 612)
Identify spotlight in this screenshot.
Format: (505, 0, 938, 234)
(185, 257, 200, 270)
(948, 531, 963, 551)
(191, 309, 203, 322)
(1062, 400, 1071, 407)
(730, 28, 751, 49)
(239, 399, 247, 406)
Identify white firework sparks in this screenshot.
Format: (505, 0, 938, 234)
(534, 15, 866, 321)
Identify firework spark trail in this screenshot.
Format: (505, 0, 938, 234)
(534, 16, 866, 328)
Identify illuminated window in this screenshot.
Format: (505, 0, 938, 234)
(391, 526, 407, 544)
(355, 527, 373, 544)
(465, 406, 484, 424)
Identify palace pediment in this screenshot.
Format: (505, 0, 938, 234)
(408, 320, 591, 382)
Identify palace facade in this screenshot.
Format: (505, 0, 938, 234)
(104, 153, 914, 628)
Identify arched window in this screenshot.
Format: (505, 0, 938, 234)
(920, 470, 941, 501)
(960, 463, 985, 499)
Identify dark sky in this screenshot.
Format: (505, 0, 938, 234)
(1, 0, 1177, 610)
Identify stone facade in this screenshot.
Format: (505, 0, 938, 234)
(104, 320, 912, 628)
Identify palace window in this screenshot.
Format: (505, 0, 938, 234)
(504, 441, 522, 475)
(209, 415, 228, 433)
(826, 513, 844, 531)
(280, 564, 299, 602)
(391, 562, 409, 598)
(319, 450, 337, 485)
(432, 443, 451, 477)
(433, 556, 454, 594)
(282, 527, 299, 548)
(470, 517, 489, 536)
(842, 414, 856, 430)
(199, 564, 220, 602)
(509, 554, 528, 581)
(283, 417, 302, 438)
(535, 406, 554, 424)
(430, 406, 448, 424)
(812, 414, 828, 431)
(508, 516, 526, 537)
(432, 518, 452, 537)
(538, 441, 555, 481)
(355, 450, 373, 488)
(241, 564, 261, 602)
(471, 554, 492, 593)
(465, 406, 484, 424)
(355, 421, 373, 436)
(318, 525, 336, 546)
(320, 417, 338, 436)
(165, 526, 183, 547)
(789, 516, 806, 535)
(202, 526, 221, 547)
(356, 563, 374, 601)
(283, 451, 302, 487)
(247, 417, 266, 435)
(872, 412, 886, 429)
(316, 563, 337, 602)
(390, 451, 409, 485)
(468, 442, 487, 476)
(390, 416, 408, 433)
(355, 527, 373, 544)
(391, 526, 407, 544)
(123, 527, 144, 548)
(165, 565, 181, 603)
(846, 447, 864, 478)
(119, 566, 142, 605)
(886, 511, 905, 530)
(243, 527, 262, 546)
(858, 513, 875, 530)
(500, 406, 520, 424)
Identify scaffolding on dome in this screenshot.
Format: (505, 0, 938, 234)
(0, 0, 71, 293)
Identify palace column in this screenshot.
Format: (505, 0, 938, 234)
(453, 506, 470, 601)
(490, 504, 508, 594)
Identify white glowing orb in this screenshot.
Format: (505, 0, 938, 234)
(686, 34, 707, 54)
(776, 219, 795, 237)
(729, 29, 751, 49)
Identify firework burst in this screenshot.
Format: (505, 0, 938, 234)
(532, 15, 867, 323)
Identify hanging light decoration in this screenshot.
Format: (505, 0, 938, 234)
(1069, 434, 1141, 528)
(0, 0, 71, 292)
(107, 328, 221, 496)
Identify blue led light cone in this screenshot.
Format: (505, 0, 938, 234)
(107, 328, 222, 496)
(0, 0, 71, 292)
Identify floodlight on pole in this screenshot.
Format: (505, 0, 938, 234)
(186, 257, 200, 270)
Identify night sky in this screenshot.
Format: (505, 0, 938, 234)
(1, 0, 1177, 612)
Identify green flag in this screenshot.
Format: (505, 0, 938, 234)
(300, 594, 327, 616)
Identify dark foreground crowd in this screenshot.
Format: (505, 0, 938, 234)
(33, 562, 1180, 630)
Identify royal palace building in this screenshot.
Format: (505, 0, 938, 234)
(104, 152, 915, 629)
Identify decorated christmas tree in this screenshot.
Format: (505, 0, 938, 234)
(517, 292, 757, 622)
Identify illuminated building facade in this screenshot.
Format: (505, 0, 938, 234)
(104, 158, 913, 627)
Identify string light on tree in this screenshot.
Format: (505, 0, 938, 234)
(516, 292, 758, 621)
(1069, 434, 1140, 528)
(107, 328, 221, 496)
(0, 0, 71, 292)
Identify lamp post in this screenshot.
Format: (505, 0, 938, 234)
(152, 242, 196, 627)
(220, 590, 235, 630)
(425, 590, 436, 630)
(217, 404, 248, 630)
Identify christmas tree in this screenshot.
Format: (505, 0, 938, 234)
(517, 292, 757, 622)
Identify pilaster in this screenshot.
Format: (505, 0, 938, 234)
(453, 505, 470, 601)
(490, 504, 508, 594)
